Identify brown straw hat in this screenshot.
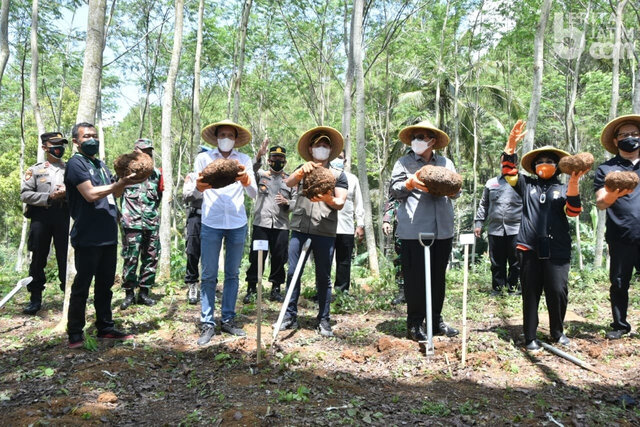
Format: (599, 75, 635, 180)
(201, 119, 252, 148)
(297, 126, 344, 162)
(520, 145, 571, 174)
(398, 120, 450, 149)
(600, 114, 640, 154)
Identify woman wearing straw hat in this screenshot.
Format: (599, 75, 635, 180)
(194, 120, 257, 346)
(501, 120, 585, 351)
(389, 120, 460, 342)
(278, 126, 348, 337)
(594, 114, 640, 340)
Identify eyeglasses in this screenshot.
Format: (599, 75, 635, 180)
(412, 134, 436, 141)
(616, 131, 640, 138)
(534, 159, 556, 166)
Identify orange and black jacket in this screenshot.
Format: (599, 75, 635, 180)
(502, 152, 582, 260)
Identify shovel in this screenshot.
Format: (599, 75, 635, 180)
(0, 277, 33, 309)
(418, 232, 435, 355)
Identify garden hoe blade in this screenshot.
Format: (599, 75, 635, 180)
(272, 239, 311, 343)
(0, 277, 33, 309)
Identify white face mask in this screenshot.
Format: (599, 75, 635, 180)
(330, 159, 344, 170)
(312, 146, 331, 161)
(218, 137, 235, 152)
(411, 138, 434, 155)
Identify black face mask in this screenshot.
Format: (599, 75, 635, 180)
(48, 145, 65, 159)
(270, 159, 285, 172)
(618, 137, 640, 153)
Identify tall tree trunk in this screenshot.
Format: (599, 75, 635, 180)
(232, 0, 252, 123)
(0, 0, 10, 93)
(522, 0, 552, 154)
(191, 0, 204, 164)
(16, 42, 28, 272)
(158, 0, 185, 279)
(634, 60, 640, 113)
(341, 0, 354, 172)
(434, 0, 450, 128)
(595, 0, 628, 267)
(30, 0, 45, 162)
(353, 0, 378, 275)
(76, 0, 107, 123)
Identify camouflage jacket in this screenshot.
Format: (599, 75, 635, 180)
(120, 168, 163, 230)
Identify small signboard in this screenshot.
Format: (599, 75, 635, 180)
(253, 240, 269, 251)
(459, 233, 475, 245)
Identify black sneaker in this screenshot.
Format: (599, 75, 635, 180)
(97, 329, 134, 340)
(23, 301, 42, 315)
(137, 288, 156, 306)
(269, 286, 284, 302)
(435, 322, 459, 337)
(391, 292, 405, 305)
(606, 329, 630, 340)
(555, 334, 570, 346)
(197, 324, 216, 346)
(406, 323, 427, 342)
(279, 316, 298, 331)
(221, 320, 246, 337)
(120, 290, 135, 310)
(317, 319, 334, 337)
(242, 287, 257, 304)
(525, 340, 542, 351)
(187, 283, 199, 305)
(68, 334, 84, 349)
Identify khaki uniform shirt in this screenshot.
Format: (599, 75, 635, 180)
(21, 160, 66, 207)
(252, 159, 295, 230)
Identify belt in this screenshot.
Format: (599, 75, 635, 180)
(191, 208, 202, 215)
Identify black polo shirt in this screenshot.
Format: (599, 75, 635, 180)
(594, 155, 640, 244)
(64, 153, 118, 248)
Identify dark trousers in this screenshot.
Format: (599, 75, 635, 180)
(245, 225, 289, 287)
(27, 207, 69, 294)
(608, 240, 640, 332)
(184, 213, 201, 284)
(519, 250, 570, 342)
(400, 238, 452, 326)
(334, 233, 355, 292)
(285, 231, 335, 321)
(488, 234, 519, 291)
(67, 245, 117, 336)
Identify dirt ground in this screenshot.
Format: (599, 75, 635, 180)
(1, 280, 640, 426)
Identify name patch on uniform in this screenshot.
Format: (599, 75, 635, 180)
(24, 170, 32, 181)
(553, 190, 560, 199)
(530, 188, 537, 195)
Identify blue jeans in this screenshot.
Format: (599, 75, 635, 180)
(200, 223, 247, 325)
(285, 231, 335, 321)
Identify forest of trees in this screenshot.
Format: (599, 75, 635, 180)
(1, 0, 638, 278)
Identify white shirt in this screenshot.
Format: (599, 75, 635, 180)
(336, 170, 365, 234)
(194, 148, 257, 229)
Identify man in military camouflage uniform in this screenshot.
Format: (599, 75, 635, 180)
(20, 132, 70, 315)
(243, 141, 295, 303)
(119, 138, 163, 309)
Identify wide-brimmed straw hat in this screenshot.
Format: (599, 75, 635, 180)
(297, 126, 344, 162)
(520, 145, 570, 174)
(398, 120, 450, 149)
(201, 119, 252, 148)
(600, 114, 640, 154)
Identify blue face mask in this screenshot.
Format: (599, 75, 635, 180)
(330, 159, 344, 170)
(81, 138, 100, 156)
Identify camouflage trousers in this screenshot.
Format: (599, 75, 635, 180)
(121, 228, 160, 289)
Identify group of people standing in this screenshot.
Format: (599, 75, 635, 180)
(18, 113, 640, 350)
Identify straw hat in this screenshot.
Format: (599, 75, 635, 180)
(398, 120, 450, 149)
(297, 126, 344, 162)
(201, 119, 252, 147)
(600, 114, 640, 154)
(520, 145, 570, 174)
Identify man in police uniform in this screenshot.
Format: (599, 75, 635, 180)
(119, 138, 163, 309)
(20, 132, 70, 315)
(182, 145, 211, 304)
(243, 140, 295, 303)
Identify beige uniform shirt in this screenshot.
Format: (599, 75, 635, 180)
(21, 161, 66, 207)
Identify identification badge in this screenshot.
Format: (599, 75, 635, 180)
(107, 194, 116, 205)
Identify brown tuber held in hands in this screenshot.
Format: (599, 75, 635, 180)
(201, 158, 241, 189)
(417, 165, 463, 197)
(604, 171, 640, 191)
(114, 151, 154, 182)
(302, 167, 336, 199)
(558, 152, 594, 174)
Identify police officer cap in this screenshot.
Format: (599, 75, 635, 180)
(40, 132, 68, 145)
(269, 146, 287, 156)
(135, 138, 153, 150)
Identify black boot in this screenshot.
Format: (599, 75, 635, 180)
(269, 284, 284, 302)
(243, 284, 257, 304)
(23, 292, 42, 315)
(187, 283, 199, 305)
(137, 287, 156, 306)
(406, 321, 427, 342)
(120, 289, 135, 310)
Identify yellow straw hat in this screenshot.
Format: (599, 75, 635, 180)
(600, 114, 640, 154)
(398, 120, 450, 149)
(297, 126, 344, 162)
(520, 145, 570, 174)
(201, 119, 252, 148)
